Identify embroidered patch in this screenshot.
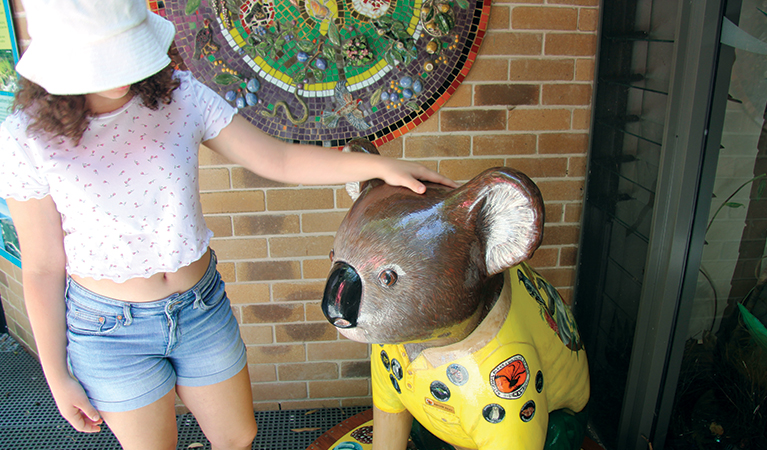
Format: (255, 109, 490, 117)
(535, 371, 543, 393)
(430, 380, 451, 402)
(520, 400, 536, 422)
(391, 359, 403, 380)
(380, 350, 390, 371)
(425, 397, 456, 414)
(446, 363, 469, 386)
(517, 269, 545, 306)
(482, 403, 506, 424)
(390, 373, 401, 394)
(489, 354, 529, 400)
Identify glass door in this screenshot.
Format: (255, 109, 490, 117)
(664, 1, 767, 447)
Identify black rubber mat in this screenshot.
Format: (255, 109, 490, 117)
(0, 333, 368, 450)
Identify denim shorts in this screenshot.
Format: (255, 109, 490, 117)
(65, 251, 247, 412)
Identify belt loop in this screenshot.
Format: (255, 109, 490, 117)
(122, 303, 133, 326)
(64, 277, 71, 303)
(193, 289, 202, 309)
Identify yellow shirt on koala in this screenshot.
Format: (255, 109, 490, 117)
(370, 264, 590, 450)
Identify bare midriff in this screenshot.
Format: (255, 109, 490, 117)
(69, 248, 212, 303)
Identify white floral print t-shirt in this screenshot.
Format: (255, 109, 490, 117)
(0, 71, 237, 282)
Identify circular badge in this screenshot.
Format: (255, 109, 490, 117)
(446, 363, 469, 386)
(391, 359, 403, 380)
(380, 350, 390, 371)
(389, 373, 401, 394)
(535, 371, 543, 393)
(489, 354, 530, 400)
(520, 400, 536, 422)
(429, 380, 451, 402)
(482, 404, 506, 424)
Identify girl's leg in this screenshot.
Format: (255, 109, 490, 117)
(99, 388, 178, 450)
(176, 366, 257, 450)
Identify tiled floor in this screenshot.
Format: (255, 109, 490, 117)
(0, 333, 367, 450)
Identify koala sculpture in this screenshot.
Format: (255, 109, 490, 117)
(322, 140, 590, 450)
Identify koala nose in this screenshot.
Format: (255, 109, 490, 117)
(322, 262, 362, 329)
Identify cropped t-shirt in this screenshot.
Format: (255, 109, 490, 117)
(0, 71, 237, 281)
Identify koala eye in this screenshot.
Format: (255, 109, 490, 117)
(378, 269, 398, 287)
(329, 250, 334, 261)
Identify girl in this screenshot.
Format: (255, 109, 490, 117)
(0, 1, 457, 449)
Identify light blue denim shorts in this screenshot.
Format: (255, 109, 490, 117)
(65, 251, 247, 412)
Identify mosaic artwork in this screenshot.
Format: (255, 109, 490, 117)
(149, 0, 490, 147)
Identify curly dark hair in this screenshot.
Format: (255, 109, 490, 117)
(12, 64, 181, 145)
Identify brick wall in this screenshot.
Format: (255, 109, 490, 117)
(0, 0, 598, 411)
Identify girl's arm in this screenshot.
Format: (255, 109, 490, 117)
(6, 197, 102, 433)
(204, 115, 458, 192)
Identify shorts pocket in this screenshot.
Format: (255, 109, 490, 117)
(196, 274, 227, 312)
(66, 304, 122, 336)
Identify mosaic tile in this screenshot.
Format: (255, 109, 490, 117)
(153, 0, 490, 148)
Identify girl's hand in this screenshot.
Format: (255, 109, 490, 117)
(49, 376, 103, 433)
(377, 157, 459, 194)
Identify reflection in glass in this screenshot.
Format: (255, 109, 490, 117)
(666, 3, 767, 447)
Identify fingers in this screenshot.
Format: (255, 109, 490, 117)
(410, 166, 458, 191)
(380, 159, 458, 193)
(422, 171, 459, 189)
(57, 390, 102, 433)
(65, 406, 102, 433)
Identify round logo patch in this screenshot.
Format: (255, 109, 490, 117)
(482, 404, 506, 424)
(535, 371, 543, 393)
(380, 350, 390, 371)
(390, 373, 401, 394)
(489, 354, 530, 400)
(430, 380, 451, 402)
(520, 400, 536, 422)
(391, 359, 403, 380)
(446, 364, 469, 386)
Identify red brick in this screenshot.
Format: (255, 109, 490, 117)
(505, 157, 568, 178)
(536, 179, 585, 201)
(540, 224, 581, 246)
(278, 362, 339, 381)
(247, 344, 306, 364)
(275, 322, 338, 342)
(538, 133, 590, 154)
(242, 303, 304, 324)
(236, 260, 301, 282)
(479, 32, 543, 56)
(474, 84, 539, 106)
(542, 84, 593, 106)
(545, 34, 597, 56)
(441, 110, 507, 132)
(405, 135, 471, 158)
(512, 6, 578, 31)
(474, 134, 537, 155)
(309, 379, 370, 398)
(509, 59, 574, 82)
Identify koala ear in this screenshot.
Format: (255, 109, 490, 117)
(452, 168, 545, 276)
(343, 138, 381, 201)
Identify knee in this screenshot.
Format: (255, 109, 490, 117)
(209, 419, 256, 450)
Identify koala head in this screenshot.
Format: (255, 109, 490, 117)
(322, 140, 544, 347)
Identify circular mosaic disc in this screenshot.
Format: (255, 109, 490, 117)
(305, 408, 373, 450)
(149, 0, 490, 147)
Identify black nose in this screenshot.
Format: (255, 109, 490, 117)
(322, 262, 362, 328)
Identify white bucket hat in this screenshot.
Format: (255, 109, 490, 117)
(16, 0, 176, 95)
